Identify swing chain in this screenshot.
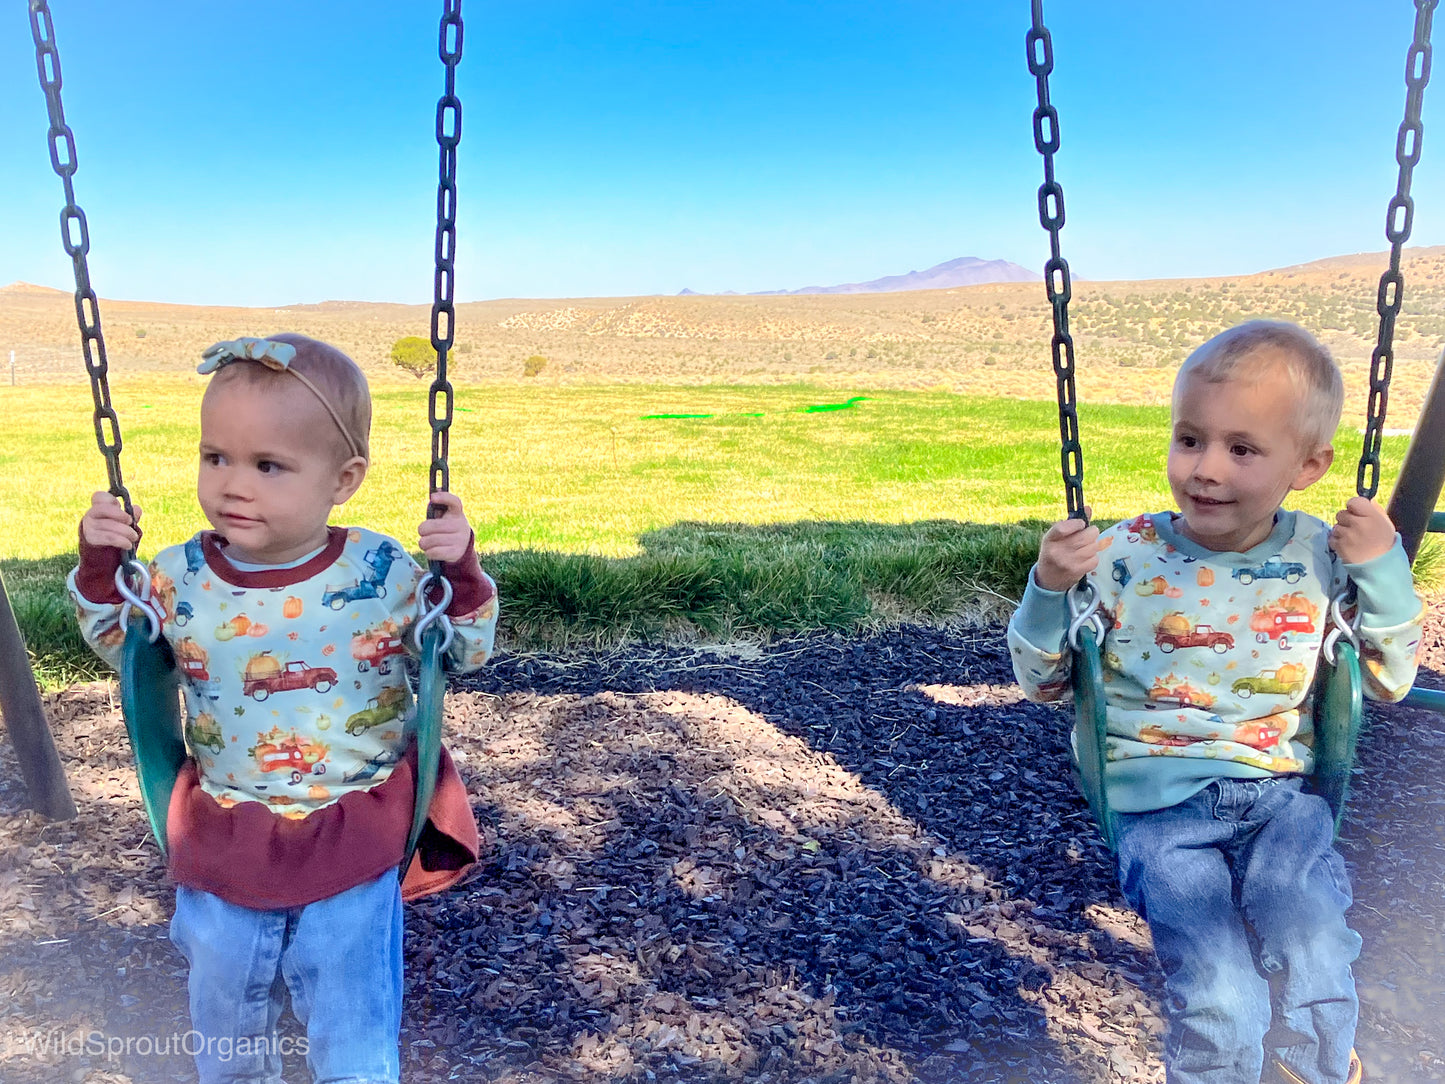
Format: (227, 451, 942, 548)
(428, 0, 462, 508)
(421, 0, 463, 645)
(1027, 0, 1086, 524)
(28, 0, 136, 555)
(1358, 0, 1437, 499)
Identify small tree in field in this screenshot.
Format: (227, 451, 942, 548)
(390, 336, 432, 378)
(523, 354, 548, 378)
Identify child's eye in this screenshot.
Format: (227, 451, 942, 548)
(257, 460, 282, 474)
(1176, 434, 1197, 448)
(201, 452, 222, 467)
(1230, 444, 1254, 458)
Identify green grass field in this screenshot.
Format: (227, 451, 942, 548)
(0, 378, 1423, 683)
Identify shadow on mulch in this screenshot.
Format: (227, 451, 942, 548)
(430, 626, 1159, 1083)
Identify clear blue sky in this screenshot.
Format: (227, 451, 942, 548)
(1, 2, 1439, 306)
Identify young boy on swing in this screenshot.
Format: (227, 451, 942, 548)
(1008, 321, 1423, 1084)
(70, 334, 497, 1084)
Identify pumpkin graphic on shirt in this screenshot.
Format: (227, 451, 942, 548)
(1135, 575, 1184, 599)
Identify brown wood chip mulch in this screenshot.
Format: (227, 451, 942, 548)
(2, 610, 1442, 1084)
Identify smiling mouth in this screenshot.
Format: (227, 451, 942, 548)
(1189, 495, 1231, 508)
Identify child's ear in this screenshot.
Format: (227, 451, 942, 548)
(1289, 443, 1334, 492)
(331, 456, 369, 505)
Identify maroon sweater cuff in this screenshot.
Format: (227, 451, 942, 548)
(75, 530, 127, 605)
(439, 533, 494, 617)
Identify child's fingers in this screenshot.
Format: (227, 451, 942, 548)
(425, 491, 464, 518)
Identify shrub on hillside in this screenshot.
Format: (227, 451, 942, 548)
(523, 354, 548, 378)
(390, 336, 433, 377)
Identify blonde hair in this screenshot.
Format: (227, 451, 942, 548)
(1174, 320, 1344, 451)
(204, 333, 372, 462)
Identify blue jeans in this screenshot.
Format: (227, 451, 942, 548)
(169, 870, 403, 1084)
(1115, 777, 1360, 1084)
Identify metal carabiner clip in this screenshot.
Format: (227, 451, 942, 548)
(1322, 587, 1361, 666)
(114, 559, 162, 644)
(1066, 577, 1107, 653)
(412, 572, 455, 656)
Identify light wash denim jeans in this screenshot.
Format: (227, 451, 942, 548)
(1114, 777, 1360, 1084)
(169, 869, 403, 1084)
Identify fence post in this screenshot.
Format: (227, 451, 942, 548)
(0, 570, 77, 820)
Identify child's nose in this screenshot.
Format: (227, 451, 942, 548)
(1193, 445, 1227, 481)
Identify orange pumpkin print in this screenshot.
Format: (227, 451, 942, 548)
(283, 596, 303, 619)
(321, 643, 336, 656)
(230, 614, 252, 636)
(1197, 567, 1214, 587)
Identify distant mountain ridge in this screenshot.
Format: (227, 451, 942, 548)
(678, 257, 1039, 297)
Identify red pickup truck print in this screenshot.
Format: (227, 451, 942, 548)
(255, 735, 329, 785)
(242, 656, 338, 701)
(351, 630, 407, 674)
(1155, 623, 1234, 654)
(1250, 597, 1318, 650)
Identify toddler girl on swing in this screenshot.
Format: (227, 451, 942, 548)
(70, 334, 497, 1084)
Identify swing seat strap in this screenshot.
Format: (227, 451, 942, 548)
(402, 624, 447, 873)
(1070, 626, 1117, 852)
(1312, 640, 1364, 836)
(119, 618, 186, 855)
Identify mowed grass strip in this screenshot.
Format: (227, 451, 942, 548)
(0, 379, 1419, 683)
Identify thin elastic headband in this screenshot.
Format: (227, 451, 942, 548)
(198, 337, 365, 460)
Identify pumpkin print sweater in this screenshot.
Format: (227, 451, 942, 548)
(1008, 510, 1423, 814)
(71, 526, 497, 819)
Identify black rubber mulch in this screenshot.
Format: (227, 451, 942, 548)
(1, 614, 1441, 1084)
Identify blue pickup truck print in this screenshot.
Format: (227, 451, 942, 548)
(1232, 555, 1306, 586)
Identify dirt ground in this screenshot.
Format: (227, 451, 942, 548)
(1, 610, 1442, 1084)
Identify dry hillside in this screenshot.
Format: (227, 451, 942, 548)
(4, 246, 1445, 421)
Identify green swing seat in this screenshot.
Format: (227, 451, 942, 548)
(120, 615, 446, 869)
(1070, 634, 1365, 851)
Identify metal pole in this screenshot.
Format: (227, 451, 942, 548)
(0, 570, 77, 820)
(1386, 347, 1445, 564)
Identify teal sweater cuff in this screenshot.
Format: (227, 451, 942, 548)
(1012, 568, 1071, 653)
(1344, 537, 1419, 628)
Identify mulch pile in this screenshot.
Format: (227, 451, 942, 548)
(2, 610, 1442, 1083)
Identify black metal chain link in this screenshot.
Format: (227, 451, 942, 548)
(428, 0, 462, 510)
(29, 0, 136, 559)
(1358, 0, 1436, 499)
(423, 0, 463, 590)
(1027, 0, 1086, 523)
